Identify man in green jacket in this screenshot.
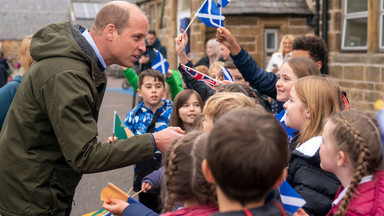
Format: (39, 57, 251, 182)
(0, 1, 183, 215)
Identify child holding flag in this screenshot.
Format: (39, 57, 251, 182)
(103, 131, 218, 216)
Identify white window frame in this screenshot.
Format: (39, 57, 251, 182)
(265, 29, 278, 54)
(380, 0, 384, 49)
(341, 0, 368, 50)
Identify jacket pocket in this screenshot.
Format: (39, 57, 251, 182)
(49, 166, 82, 215)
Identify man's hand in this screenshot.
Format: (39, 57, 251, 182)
(102, 196, 129, 216)
(153, 127, 184, 153)
(216, 27, 241, 55)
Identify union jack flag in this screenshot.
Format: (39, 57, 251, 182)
(181, 64, 221, 87)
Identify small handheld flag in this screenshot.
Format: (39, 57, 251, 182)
(278, 180, 306, 214)
(151, 49, 169, 76)
(196, 0, 225, 28)
(217, 0, 231, 7)
(220, 66, 233, 82)
(114, 111, 134, 139)
(82, 183, 143, 216)
(181, 64, 221, 87)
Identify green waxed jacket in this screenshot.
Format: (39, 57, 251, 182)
(0, 22, 154, 216)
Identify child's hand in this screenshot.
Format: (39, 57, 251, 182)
(293, 208, 309, 216)
(141, 182, 152, 192)
(216, 27, 241, 55)
(102, 197, 129, 216)
(166, 69, 173, 78)
(107, 136, 118, 143)
(175, 29, 188, 55)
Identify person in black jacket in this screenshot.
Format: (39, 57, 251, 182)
(136, 30, 167, 72)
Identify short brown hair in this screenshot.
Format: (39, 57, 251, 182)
(137, 69, 165, 89)
(91, 1, 140, 34)
(207, 108, 289, 205)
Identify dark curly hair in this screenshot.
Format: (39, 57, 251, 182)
(293, 35, 328, 72)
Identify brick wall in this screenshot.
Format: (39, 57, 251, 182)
(327, 0, 384, 114)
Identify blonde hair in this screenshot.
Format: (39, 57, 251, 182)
(329, 111, 383, 216)
(203, 92, 263, 123)
(294, 76, 342, 144)
(20, 35, 33, 75)
(206, 38, 221, 66)
(195, 65, 209, 75)
(278, 34, 295, 53)
(208, 61, 225, 78)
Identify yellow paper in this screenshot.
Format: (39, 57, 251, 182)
(100, 182, 129, 202)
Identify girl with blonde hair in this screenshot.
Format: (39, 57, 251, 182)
(284, 76, 343, 216)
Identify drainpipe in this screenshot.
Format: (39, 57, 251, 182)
(322, 0, 328, 74)
(314, 0, 320, 36)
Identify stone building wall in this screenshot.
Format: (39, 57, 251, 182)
(327, 0, 384, 114)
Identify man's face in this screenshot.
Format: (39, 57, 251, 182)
(108, 12, 148, 67)
(292, 49, 322, 70)
(220, 44, 230, 61)
(146, 33, 156, 46)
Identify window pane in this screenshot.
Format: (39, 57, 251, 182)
(347, 0, 367, 13)
(344, 17, 367, 47)
(266, 33, 276, 49)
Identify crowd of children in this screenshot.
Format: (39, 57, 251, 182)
(102, 26, 383, 216)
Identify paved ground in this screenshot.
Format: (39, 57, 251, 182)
(71, 76, 140, 215)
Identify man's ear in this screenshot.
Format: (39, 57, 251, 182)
(316, 61, 322, 70)
(105, 24, 117, 41)
(271, 168, 287, 189)
(202, 159, 216, 184)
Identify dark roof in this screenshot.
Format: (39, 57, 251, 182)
(0, 0, 72, 40)
(222, 0, 312, 15)
(0, 0, 116, 40)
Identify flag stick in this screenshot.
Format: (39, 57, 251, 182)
(219, 6, 222, 27)
(112, 111, 116, 143)
(131, 188, 145, 198)
(184, 0, 208, 33)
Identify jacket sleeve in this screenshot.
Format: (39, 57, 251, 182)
(123, 203, 158, 216)
(166, 70, 184, 101)
(123, 68, 139, 92)
(231, 48, 278, 99)
(142, 166, 164, 194)
(178, 62, 216, 102)
(42, 71, 154, 173)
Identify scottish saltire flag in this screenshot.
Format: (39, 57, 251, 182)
(221, 66, 233, 82)
(196, 0, 225, 28)
(151, 49, 169, 76)
(217, 0, 231, 7)
(181, 64, 221, 87)
(278, 180, 306, 214)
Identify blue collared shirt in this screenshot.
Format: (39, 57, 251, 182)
(81, 29, 107, 71)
